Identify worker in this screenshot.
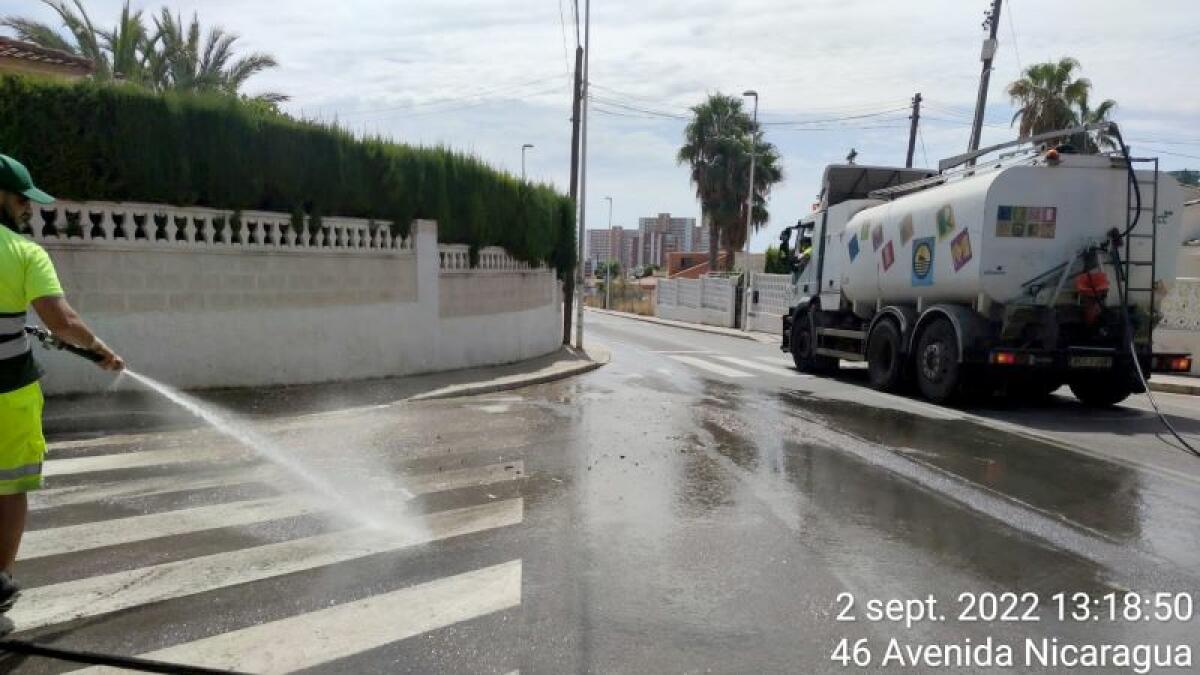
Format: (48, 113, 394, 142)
(794, 233, 814, 276)
(0, 154, 124, 621)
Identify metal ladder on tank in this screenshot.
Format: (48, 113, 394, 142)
(1120, 157, 1160, 349)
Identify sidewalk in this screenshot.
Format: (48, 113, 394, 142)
(43, 344, 610, 437)
(1150, 373, 1200, 396)
(587, 307, 778, 344)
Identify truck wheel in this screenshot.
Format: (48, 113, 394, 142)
(1069, 378, 1131, 407)
(867, 319, 905, 392)
(790, 309, 839, 375)
(914, 318, 962, 404)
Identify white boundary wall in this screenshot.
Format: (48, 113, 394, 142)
(746, 273, 795, 335)
(23, 202, 561, 393)
(655, 276, 738, 328)
(1156, 278, 1200, 375)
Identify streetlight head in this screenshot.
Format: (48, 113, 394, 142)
(522, 143, 534, 149)
(743, 90, 758, 98)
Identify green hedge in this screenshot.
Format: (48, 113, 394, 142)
(0, 75, 575, 276)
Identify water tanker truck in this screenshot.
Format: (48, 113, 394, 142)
(778, 123, 1193, 406)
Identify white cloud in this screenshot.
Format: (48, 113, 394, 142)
(2, 0, 1196, 249)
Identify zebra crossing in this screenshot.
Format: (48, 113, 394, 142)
(8, 410, 532, 673)
(663, 351, 806, 380)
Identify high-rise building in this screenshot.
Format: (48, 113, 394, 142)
(636, 213, 699, 268)
(586, 227, 639, 275)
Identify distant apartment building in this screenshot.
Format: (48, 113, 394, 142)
(586, 227, 639, 274)
(636, 213, 700, 268)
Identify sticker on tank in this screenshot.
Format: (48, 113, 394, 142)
(996, 205, 1057, 238)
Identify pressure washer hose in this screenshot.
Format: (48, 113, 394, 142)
(23, 326, 106, 363)
(1106, 242, 1200, 458)
(0, 639, 247, 674)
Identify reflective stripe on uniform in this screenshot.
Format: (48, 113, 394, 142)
(0, 312, 29, 360)
(0, 462, 42, 481)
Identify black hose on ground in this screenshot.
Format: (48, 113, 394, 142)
(0, 639, 249, 674)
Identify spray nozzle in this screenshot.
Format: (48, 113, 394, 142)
(24, 326, 106, 363)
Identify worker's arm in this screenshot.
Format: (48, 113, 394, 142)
(30, 296, 125, 371)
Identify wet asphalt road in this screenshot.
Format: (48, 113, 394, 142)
(6, 310, 1200, 673)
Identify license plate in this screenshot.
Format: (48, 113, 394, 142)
(1070, 355, 1112, 369)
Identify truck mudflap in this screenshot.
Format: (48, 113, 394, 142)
(781, 312, 793, 352)
(984, 346, 1193, 378)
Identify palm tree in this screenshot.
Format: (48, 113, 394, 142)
(1006, 57, 1117, 152)
(2, 1, 283, 100)
(147, 9, 284, 102)
(678, 94, 783, 271)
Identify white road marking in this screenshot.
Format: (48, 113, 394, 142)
(667, 355, 752, 379)
(32, 461, 524, 511)
(714, 355, 801, 376)
(22, 496, 319, 559)
(648, 350, 714, 354)
(44, 447, 247, 477)
(12, 499, 523, 631)
(72, 560, 523, 675)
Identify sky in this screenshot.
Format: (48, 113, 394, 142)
(3, 0, 1198, 252)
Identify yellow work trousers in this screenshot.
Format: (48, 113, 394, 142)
(0, 382, 45, 494)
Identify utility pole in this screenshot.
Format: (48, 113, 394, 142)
(564, 46, 582, 345)
(905, 92, 922, 168)
(967, 0, 1003, 157)
(604, 196, 613, 310)
(574, 0, 591, 350)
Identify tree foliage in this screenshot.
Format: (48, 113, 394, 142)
(677, 94, 783, 271)
(0, 75, 575, 273)
(1006, 57, 1116, 152)
(1170, 169, 1199, 188)
(763, 245, 790, 274)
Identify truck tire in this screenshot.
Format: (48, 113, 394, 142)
(914, 317, 962, 404)
(867, 319, 905, 392)
(790, 308, 839, 375)
(1069, 378, 1131, 408)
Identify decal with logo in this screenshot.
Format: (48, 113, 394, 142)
(912, 237, 934, 286)
(951, 229, 973, 272)
(898, 215, 914, 246)
(936, 205, 956, 240)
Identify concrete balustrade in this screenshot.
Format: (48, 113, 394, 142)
(21, 202, 561, 393)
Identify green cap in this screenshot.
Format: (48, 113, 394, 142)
(0, 154, 55, 204)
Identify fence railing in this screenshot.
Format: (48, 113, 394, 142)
(26, 201, 410, 253)
(438, 244, 544, 273)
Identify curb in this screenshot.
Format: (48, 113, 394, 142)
(587, 307, 777, 344)
(1149, 380, 1200, 396)
(410, 344, 611, 401)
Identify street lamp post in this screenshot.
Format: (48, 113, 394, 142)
(742, 90, 758, 331)
(521, 143, 534, 181)
(604, 196, 613, 310)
